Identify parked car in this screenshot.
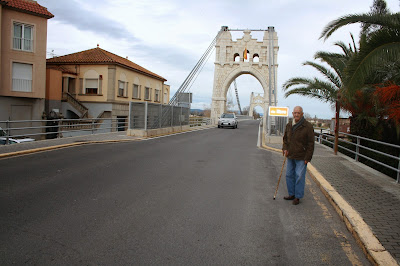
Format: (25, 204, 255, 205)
(218, 113, 238, 129)
(0, 137, 35, 145)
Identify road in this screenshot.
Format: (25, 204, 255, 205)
(0, 120, 370, 265)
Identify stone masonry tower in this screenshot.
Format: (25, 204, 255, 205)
(210, 27, 279, 130)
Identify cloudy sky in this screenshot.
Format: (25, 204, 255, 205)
(39, 0, 399, 119)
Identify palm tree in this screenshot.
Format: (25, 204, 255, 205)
(320, 0, 400, 136)
(283, 39, 357, 154)
(320, 2, 400, 93)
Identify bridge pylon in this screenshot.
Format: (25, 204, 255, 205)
(210, 26, 279, 136)
(249, 92, 265, 118)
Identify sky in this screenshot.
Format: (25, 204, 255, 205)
(39, 0, 400, 119)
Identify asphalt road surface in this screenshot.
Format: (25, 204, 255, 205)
(0, 120, 370, 265)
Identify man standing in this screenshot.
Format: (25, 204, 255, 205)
(282, 106, 315, 205)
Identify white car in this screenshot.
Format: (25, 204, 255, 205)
(0, 137, 35, 145)
(218, 113, 238, 129)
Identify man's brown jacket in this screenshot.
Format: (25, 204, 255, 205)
(282, 118, 315, 162)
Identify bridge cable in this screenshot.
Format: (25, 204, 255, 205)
(169, 28, 225, 106)
(233, 79, 243, 115)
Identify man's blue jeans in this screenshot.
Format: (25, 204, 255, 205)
(286, 158, 307, 199)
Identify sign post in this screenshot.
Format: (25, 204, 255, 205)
(267, 107, 289, 136)
(268, 106, 289, 117)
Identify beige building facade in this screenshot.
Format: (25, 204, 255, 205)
(0, 0, 53, 121)
(46, 47, 170, 123)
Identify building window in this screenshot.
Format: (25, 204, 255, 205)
(118, 81, 126, 97)
(164, 92, 168, 104)
(253, 53, 260, 63)
(12, 62, 32, 92)
(145, 87, 151, 100)
(133, 84, 140, 99)
(233, 53, 240, 62)
(155, 89, 160, 102)
(85, 79, 98, 94)
(13, 22, 33, 52)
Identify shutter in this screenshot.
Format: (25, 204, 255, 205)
(12, 63, 32, 92)
(86, 79, 98, 88)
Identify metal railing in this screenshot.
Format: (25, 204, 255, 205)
(129, 102, 190, 130)
(1, 115, 212, 145)
(64, 92, 88, 118)
(0, 118, 126, 143)
(189, 117, 211, 127)
(315, 131, 400, 183)
(13, 37, 33, 51)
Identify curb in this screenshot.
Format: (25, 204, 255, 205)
(262, 143, 398, 266)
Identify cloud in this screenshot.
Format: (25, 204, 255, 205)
(37, 0, 400, 120)
(39, 0, 138, 41)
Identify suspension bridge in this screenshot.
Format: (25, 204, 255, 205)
(167, 26, 280, 134)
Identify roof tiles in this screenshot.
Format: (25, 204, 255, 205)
(1, 0, 54, 18)
(47, 47, 166, 81)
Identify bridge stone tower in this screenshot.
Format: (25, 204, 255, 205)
(249, 92, 265, 117)
(211, 26, 279, 130)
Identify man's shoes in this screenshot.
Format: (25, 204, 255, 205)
(284, 195, 295, 200)
(292, 198, 300, 205)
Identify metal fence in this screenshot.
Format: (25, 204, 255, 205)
(315, 131, 400, 183)
(267, 116, 288, 136)
(0, 118, 124, 142)
(129, 102, 190, 130)
(189, 116, 212, 127)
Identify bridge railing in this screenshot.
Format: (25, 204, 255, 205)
(129, 102, 190, 130)
(0, 118, 124, 143)
(314, 130, 400, 183)
(189, 117, 211, 127)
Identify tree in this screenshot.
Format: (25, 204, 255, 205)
(320, 0, 400, 135)
(202, 104, 211, 117)
(242, 106, 249, 116)
(282, 39, 357, 153)
(320, 1, 400, 93)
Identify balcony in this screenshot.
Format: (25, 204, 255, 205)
(13, 37, 33, 52)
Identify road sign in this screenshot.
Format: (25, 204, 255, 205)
(269, 107, 289, 117)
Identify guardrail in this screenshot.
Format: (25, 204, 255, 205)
(0, 116, 212, 144)
(315, 131, 400, 183)
(0, 118, 125, 143)
(189, 117, 211, 127)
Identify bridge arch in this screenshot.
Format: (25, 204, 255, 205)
(220, 67, 269, 100)
(249, 92, 265, 117)
(211, 27, 279, 128)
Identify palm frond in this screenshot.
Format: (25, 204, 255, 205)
(345, 29, 400, 92)
(283, 77, 338, 103)
(303, 61, 342, 89)
(320, 13, 400, 40)
(282, 77, 314, 90)
(284, 87, 335, 102)
(313, 51, 347, 80)
(333, 41, 354, 57)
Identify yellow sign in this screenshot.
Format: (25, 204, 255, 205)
(269, 107, 289, 117)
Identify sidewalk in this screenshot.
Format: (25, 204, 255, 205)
(264, 142, 400, 265)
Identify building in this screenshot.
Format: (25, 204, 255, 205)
(330, 118, 351, 135)
(46, 46, 170, 127)
(0, 0, 53, 121)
